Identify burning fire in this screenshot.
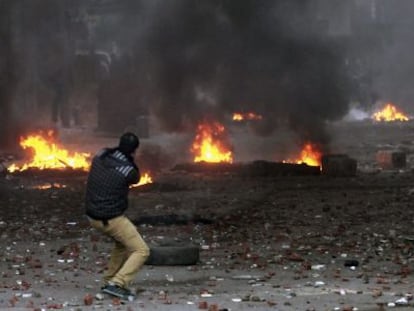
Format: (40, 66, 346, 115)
(296, 143, 322, 166)
(32, 183, 67, 190)
(232, 112, 263, 121)
(131, 172, 153, 187)
(372, 103, 410, 122)
(7, 130, 90, 172)
(284, 143, 322, 167)
(191, 121, 233, 163)
(7, 130, 155, 187)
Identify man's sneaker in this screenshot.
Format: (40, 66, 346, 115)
(102, 284, 135, 300)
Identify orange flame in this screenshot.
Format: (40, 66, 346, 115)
(372, 103, 410, 122)
(191, 121, 233, 163)
(7, 130, 90, 172)
(131, 172, 153, 187)
(284, 143, 322, 167)
(296, 143, 322, 167)
(33, 183, 67, 190)
(232, 112, 263, 121)
(233, 113, 244, 121)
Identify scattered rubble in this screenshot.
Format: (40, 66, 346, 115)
(1, 120, 414, 310)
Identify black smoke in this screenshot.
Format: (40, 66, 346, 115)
(136, 0, 350, 149)
(0, 0, 76, 149)
(369, 1, 414, 111)
(0, 0, 15, 148)
(0, 0, 352, 152)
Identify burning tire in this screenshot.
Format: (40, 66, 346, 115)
(146, 245, 200, 266)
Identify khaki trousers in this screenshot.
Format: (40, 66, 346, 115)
(89, 215, 150, 288)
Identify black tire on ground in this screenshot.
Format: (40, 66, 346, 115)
(134, 214, 213, 226)
(145, 246, 200, 266)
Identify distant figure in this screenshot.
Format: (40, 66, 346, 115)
(85, 132, 149, 300)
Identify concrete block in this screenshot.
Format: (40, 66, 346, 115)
(321, 154, 357, 177)
(376, 151, 406, 169)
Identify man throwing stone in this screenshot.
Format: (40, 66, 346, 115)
(85, 132, 150, 300)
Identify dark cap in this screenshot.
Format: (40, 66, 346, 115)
(118, 132, 139, 154)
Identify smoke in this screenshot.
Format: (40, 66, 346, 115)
(133, 0, 350, 150)
(1, 0, 354, 152)
(4, 0, 414, 156)
(0, 0, 19, 149)
(0, 0, 76, 149)
(368, 1, 414, 112)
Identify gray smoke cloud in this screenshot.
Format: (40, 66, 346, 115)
(0, 0, 75, 149)
(0, 0, 18, 149)
(5, 0, 414, 153)
(368, 1, 414, 111)
(129, 0, 351, 151)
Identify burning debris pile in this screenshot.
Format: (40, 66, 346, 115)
(7, 131, 90, 176)
(170, 119, 329, 176)
(371, 103, 410, 122)
(191, 121, 233, 164)
(5, 130, 153, 186)
(232, 112, 263, 122)
(284, 143, 322, 167)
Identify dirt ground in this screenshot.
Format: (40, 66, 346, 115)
(1, 120, 414, 311)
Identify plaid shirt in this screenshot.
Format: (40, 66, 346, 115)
(85, 148, 140, 220)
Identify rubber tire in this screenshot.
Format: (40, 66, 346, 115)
(146, 245, 200, 266)
(134, 214, 213, 226)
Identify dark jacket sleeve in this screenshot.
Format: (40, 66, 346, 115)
(126, 163, 140, 185)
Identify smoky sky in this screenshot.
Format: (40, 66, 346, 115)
(3, 0, 414, 151)
(369, 1, 414, 109)
(0, 0, 353, 150)
(133, 0, 350, 148)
